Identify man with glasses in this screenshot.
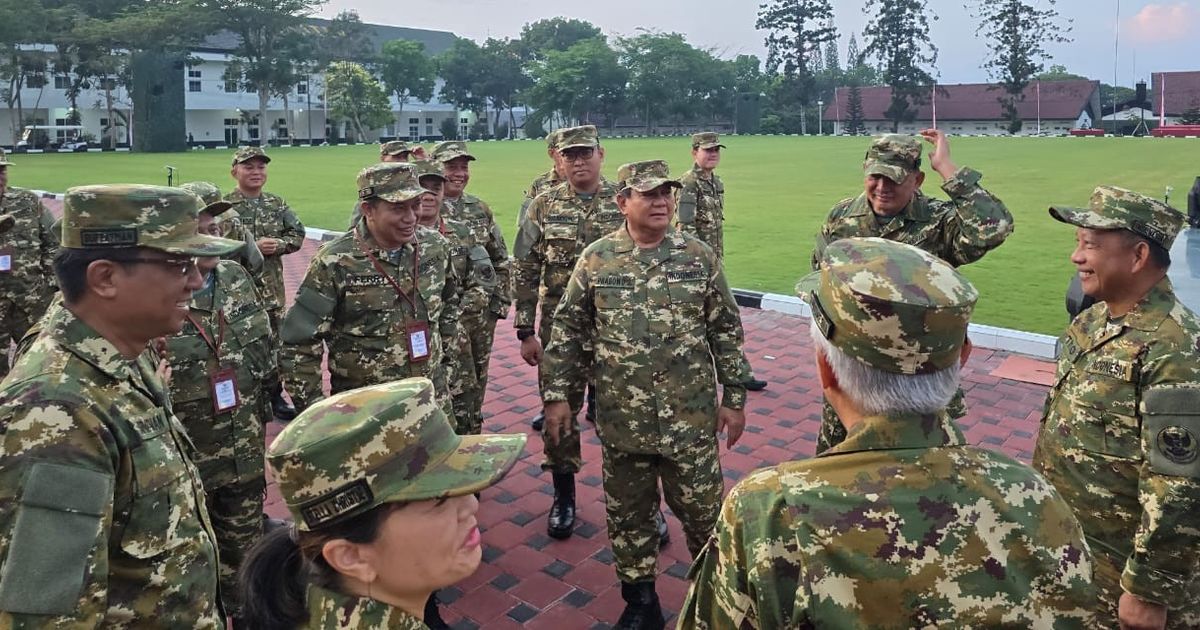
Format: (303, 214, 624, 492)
(0, 184, 242, 626)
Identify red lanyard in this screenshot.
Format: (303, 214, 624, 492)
(356, 228, 422, 313)
(186, 311, 226, 360)
(438, 217, 448, 236)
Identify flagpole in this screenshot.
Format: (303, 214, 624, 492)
(1037, 81, 1042, 135)
(932, 83, 937, 129)
(1160, 73, 1166, 126)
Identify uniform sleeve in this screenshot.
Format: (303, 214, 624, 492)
(540, 257, 592, 404)
(0, 393, 116, 626)
(438, 252, 464, 389)
(1121, 374, 1200, 607)
(705, 253, 750, 410)
(510, 195, 547, 330)
(811, 203, 847, 271)
(37, 201, 59, 289)
(228, 221, 265, 274)
(478, 201, 512, 318)
(278, 257, 337, 411)
(676, 178, 700, 233)
(936, 167, 1014, 266)
(274, 199, 306, 255)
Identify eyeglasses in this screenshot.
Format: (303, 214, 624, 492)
(123, 257, 199, 277)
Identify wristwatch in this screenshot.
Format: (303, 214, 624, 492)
(516, 328, 536, 341)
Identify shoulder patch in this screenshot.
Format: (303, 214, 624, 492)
(1144, 387, 1200, 477)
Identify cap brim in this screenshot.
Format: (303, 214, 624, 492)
(627, 178, 682, 193)
(373, 187, 427, 204)
(864, 163, 909, 184)
(0, 160, 13, 166)
(436, 152, 476, 163)
(795, 270, 821, 297)
(1048, 205, 1123, 231)
(383, 432, 527, 502)
(155, 233, 245, 256)
(558, 142, 599, 151)
(234, 155, 271, 165)
(697, 143, 726, 150)
(202, 201, 235, 217)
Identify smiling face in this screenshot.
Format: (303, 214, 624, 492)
(442, 157, 471, 198)
(114, 249, 205, 336)
(231, 158, 268, 193)
(416, 176, 444, 228)
(363, 197, 419, 249)
(864, 171, 924, 216)
(1071, 227, 1140, 304)
(618, 184, 676, 236)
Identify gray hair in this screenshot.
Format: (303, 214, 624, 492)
(809, 324, 960, 416)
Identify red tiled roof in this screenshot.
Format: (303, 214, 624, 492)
(823, 80, 1098, 122)
(1151, 71, 1200, 116)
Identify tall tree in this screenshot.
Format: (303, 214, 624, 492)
(618, 31, 719, 134)
(315, 9, 374, 66)
(732, 54, 767, 95)
(325, 60, 391, 142)
(526, 37, 626, 129)
(0, 0, 55, 143)
(755, 0, 837, 134)
(969, 0, 1071, 134)
(845, 83, 866, 135)
(477, 38, 530, 137)
(378, 39, 435, 128)
(516, 17, 603, 61)
(862, 0, 938, 132)
(435, 38, 486, 118)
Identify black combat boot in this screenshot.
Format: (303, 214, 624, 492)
(585, 386, 597, 422)
(615, 581, 665, 630)
(423, 592, 449, 629)
(655, 510, 670, 548)
(531, 411, 545, 432)
(271, 382, 297, 422)
(547, 472, 576, 539)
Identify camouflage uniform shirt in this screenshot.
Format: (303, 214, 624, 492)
(680, 411, 1096, 629)
(280, 224, 462, 412)
(811, 167, 1013, 270)
(442, 193, 510, 318)
(166, 260, 275, 488)
(542, 227, 751, 454)
(0, 306, 222, 627)
(0, 186, 57, 331)
(1034, 277, 1200, 618)
(512, 178, 625, 331)
(675, 164, 725, 259)
(304, 585, 427, 629)
(222, 189, 306, 313)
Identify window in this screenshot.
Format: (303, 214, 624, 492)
(188, 69, 201, 78)
(426, 117, 433, 124)
(409, 117, 419, 124)
(26, 75, 45, 88)
(409, 125, 419, 139)
(98, 78, 116, 90)
(224, 118, 239, 127)
(189, 80, 201, 92)
(54, 75, 69, 89)
(426, 124, 433, 136)
(297, 82, 308, 95)
(224, 80, 238, 93)
(460, 117, 468, 124)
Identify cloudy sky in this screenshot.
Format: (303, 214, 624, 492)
(322, 0, 1199, 86)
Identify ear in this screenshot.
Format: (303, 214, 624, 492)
(597, 147, 605, 162)
(1129, 240, 1152, 274)
(616, 192, 629, 216)
(229, 166, 237, 179)
(86, 260, 123, 300)
(815, 346, 839, 392)
(321, 538, 377, 585)
(959, 336, 973, 367)
(914, 171, 926, 188)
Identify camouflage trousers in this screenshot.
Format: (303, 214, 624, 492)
(0, 297, 46, 379)
(601, 440, 723, 583)
(453, 311, 499, 436)
(538, 308, 584, 473)
(1092, 546, 1200, 628)
(816, 387, 968, 454)
(204, 475, 266, 617)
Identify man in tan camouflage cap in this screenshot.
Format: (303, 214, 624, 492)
(809, 129, 1014, 454)
(0, 184, 242, 626)
(680, 237, 1096, 628)
(182, 181, 263, 272)
(1035, 186, 1200, 629)
(0, 147, 58, 378)
(543, 160, 751, 629)
(225, 146, 305, 421)
(519, 129, 567, 221)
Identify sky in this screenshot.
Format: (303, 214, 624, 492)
(321, 0, 1200, 87)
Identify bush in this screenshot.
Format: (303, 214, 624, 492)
(468, 120, 488, 140)
(523, 117, 547, 139)
(439, 118, 458, 140)
(495, 122, 509, 140)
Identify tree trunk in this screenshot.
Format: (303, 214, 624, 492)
(104, 82, 116, 149)
(395, 93, 405, 138)
(258, 89, 269, 146)
(282, 93, 292, 144)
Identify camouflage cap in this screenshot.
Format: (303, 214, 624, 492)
(60, 184, 243, 256)
(232, 146, 271, 165)
(616, 160, 682, 193)
(556, 125, 600, 151)
(1050, 185, 1185, 251)
(380, 140, 412, 157)
(692, 131, 726, 150)
(546, 128, 563, 149)
(797, 237, 978, 375)
(412, 158, 446, 182)
(179, 181, 235, 217)
(431, 140, 476, 163)
(863, 134, 922, 183)
(268, 378, 526, 531)
(0, 147, 12, 166)
(357, 162, 425, 203)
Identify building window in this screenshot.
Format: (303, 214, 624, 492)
(98, 78, 116, 91)
(409, 117, 419, 124)
(188, 69, 201, 78)
(409, 125, 419, 139)
(54, 75, 69, 89)
(224, 80, 238, 93)
(425, 117, 433, 124)
(460, 117, 468, 124)
(25, 75, 45, 88)
(189, 80, 201, 92)
(426, 124, 433, 136)
(297, 82, 307, 95)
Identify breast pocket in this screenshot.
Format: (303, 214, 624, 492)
(594, 288, 634, 344)
(1072, 367, 1140, 459)
(341, 286, 394, 337)
(668, 281, 705, 338)
(228, 307, 274, 383)
(165, 336, 212, 404)
(120, 414, 192, 559)
(543, 222, 579, 266)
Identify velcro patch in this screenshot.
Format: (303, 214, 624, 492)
(545, 213, 577, 224)
(79, 228, 137, 247)
(346, 274, 387, 288)
(1087, 358, 1134, 381)
(300, 479, 374, 529)
(811, 293, 835, 340)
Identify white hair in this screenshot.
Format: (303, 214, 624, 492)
(810, 324, 960, 416)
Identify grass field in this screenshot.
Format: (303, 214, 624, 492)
(7, 136, 1198, 335)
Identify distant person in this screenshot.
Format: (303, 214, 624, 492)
(810, 129, 1013, 453)
(675, 132, 768, 392)
(1035, 186, 1200, 628)
(679, 237, 1095, 628)
(519, 129, 566, 224)
(238, 378, 525, 630)
(224, 146, 304, 421)
(0, 147, 57, 378)
(1188, 176, 1199, 228)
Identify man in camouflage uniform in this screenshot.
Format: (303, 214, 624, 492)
(512, 124, 625, 539)
(169, 182, 276, 625)
(1035, 186, 1200, 629)
(0, 184, 241, 626)
(280, 163, 462, 419)
(0, 147, 58, 377)
(519, 129, 565, 222)
(811, 129, 1013, 453)
(679, 237, 1096, 629)
(346, 141, 426, 230)
(675, 132, 769, 392)
(224, 146, 304, 420)
(431, 141, 511, 429)
(543, 161, 751, 630)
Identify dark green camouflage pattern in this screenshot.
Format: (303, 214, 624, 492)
(442, 193, 510, 318)
(615, 159, 681, 193)
(358, 162, 425, 203)
(555, 124, 599, 150)
(430, 140, 475, 163)
(62, 184, 242, 256)
(1050, 185, 1185, 251)
(0, 185, 57, 378)
(863, 133, 922, 183)
(222, 188, 305, 316)
(304, 584, 428, 629)
(379, 140, 412, 157)
(231, 146, 270, 165)
(179, 181, 234, 216)
(691, 131, 725, 149)
(675, 164, 726, 260)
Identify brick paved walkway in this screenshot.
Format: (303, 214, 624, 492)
(256, 237, 1052, 629)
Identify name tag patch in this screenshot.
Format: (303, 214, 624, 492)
(595, 274, 635, 289)
(666, 270, 706, 282)
(346, 274, 388, 288)
(300, 479, 374, 529)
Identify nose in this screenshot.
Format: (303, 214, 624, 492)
(1070, 245, 1086, 265)
(184, 260, 205, 290)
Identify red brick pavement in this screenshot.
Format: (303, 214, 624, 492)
(258, 237, 1053, 629)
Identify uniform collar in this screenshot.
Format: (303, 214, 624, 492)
(1112, 276, 1175, 333)
(846, 191, 933, 224)
(306, 585, 428, 629)
(562, 176, 616, 200)
(691, 163, 714, 180)
(355, 222, 415, 260)
(611, 225, 687, 256)
(50, 305, 138, 382)
(820, 409, 966, 457)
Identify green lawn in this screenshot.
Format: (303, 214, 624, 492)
(8, 136, 1198, 335)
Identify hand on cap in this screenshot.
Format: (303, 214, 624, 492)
(716, 407, 746, 449)
(919, 129, 959, 181)
(543, 401, 572, 446)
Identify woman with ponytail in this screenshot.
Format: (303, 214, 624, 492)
(238, 377, 525, 629)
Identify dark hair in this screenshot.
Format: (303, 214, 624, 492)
(1121, 230, 1172, 269)
(238, 503, 404, 630)
(53, 247, 143, 304)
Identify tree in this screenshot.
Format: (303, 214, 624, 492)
(732, 54, 767, 95)
(378, 39, 435, 130)
(439, 116, 458, 140)
(843, 33, 879, 86)
(316, 10, 374, 66)
(970, 0, 1072, 134)
(863, 0, 938, 132)
(845, 83, 866, 135)
(1036, 64, 1085, 81)
(618, 31, 725, 134)
(526, 37, 627, 129)
(1179, 102, 1200, 126)
(0, 0, 54, 143)
(756, 0, 837, 134)
(516, 17, 603, 61)
(436, 38, 486, 118)
(325, 60, 391, 142)
(477, 38, 530, 137)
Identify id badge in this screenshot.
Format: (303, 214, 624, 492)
(406, 321, 431, 363)
(210, 367, 241, 413)
(0, 249, 12, 273)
